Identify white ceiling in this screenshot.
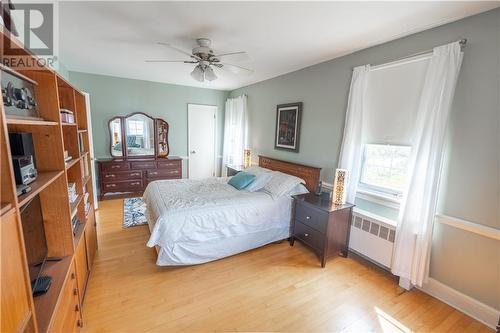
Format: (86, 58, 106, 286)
(59, 1, 498, 91)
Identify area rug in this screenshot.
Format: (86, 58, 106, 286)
(123, 197, 148, 228)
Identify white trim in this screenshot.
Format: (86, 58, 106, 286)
(356, 189, 401, 210)
(435, 214, 500, 241)
(418, 278, 499, 329)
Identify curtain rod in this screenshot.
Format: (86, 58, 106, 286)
(363, 39, 467, 71)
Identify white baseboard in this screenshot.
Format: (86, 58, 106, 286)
(418, 278, 499, 329)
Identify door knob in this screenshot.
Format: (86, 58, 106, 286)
(190, 150, 196, 154)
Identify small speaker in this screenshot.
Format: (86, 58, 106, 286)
(9, 133, 35, 163)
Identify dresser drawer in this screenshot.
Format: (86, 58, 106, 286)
(157, 160, 181, 169)
(102, 180, 143, 192)
(101, 162, 130, 171)
(101, 170, 142, 182)
(294, 221, 325, 250)
(130, 161, 156, 169)
(295, 203, 328, 234)
(146, 168, 181, 178)
(49, 261, 82, 333)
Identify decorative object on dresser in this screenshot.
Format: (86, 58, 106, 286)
(243, 149, 252, 168)
(274, 102, 302, 152)
(290, 193, 354, 267)
(98, 157, 182, 199)
(332, 168, 348, 205)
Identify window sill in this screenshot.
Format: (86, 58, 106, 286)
(356, 189, 401, 210)
(353, 207, 398, 228)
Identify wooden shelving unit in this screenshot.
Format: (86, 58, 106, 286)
(1, 27, 97, 333)
(16, 171, 64, 207)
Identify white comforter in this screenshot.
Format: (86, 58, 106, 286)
(143, 178, 293, 265)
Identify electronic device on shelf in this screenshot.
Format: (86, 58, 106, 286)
(9, 133, 36, 161)
(16, 184, 32, 196)
(1, 66, 40, 119)
(12, 155, 37, 185)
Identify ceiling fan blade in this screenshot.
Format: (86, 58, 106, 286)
(157, 42, 200, 60)
(145, 59, 197, 63)
(214, 51, 250, 62)
(221, 62, 253, 75)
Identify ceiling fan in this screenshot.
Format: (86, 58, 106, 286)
(145, 38, 253, 82)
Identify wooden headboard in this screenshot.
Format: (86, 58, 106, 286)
(259, 155, 321, 192)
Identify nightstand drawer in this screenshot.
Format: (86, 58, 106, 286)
(294, 221, 324, 250)
(295, 203, 328, 234)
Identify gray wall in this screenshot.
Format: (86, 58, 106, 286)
(68, 71, 229, 176)
(231, 8, 499, 309)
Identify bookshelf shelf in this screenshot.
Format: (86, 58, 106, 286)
(65, 157, 81, 170)
(6, 118, 59, 126)
(33, 256, 73, 333)
(17, 171, 64, 207)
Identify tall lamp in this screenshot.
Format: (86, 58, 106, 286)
(332, 169, 348, 205)
(244, 149, 252, 168)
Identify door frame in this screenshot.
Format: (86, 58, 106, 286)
(187, 103, 218, 178)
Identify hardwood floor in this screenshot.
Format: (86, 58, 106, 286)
(82, 198, 492, 333)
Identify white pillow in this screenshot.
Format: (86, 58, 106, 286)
(262, 171, 306, 199)
(288, 183, 309, 196)
(245, 170, 274, 192)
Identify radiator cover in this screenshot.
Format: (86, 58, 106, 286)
(349, 210, 396, 269)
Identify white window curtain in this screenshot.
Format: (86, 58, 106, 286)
(222, 95, 248, 175)
(391, 41, 463, 286)
(338, 65, 370, 203)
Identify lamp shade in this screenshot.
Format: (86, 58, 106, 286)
(204, 66, 217, 81)
(191, 65, 204, 82)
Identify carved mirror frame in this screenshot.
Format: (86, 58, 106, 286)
(107, 112, 170, 159)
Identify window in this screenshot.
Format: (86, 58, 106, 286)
(127, 120, 144, 135)
(359, 144, 411, 198)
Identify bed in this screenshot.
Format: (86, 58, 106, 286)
(143, 156, 321, 266)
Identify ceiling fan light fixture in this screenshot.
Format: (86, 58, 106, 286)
(191, 65, 204, 82)
(204, 66, 217, 81)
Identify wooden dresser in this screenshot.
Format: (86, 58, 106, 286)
(291, 193, 354, 267)
(97, 157, 182, 199)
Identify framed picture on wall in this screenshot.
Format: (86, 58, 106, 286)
(275, 102, 302, 152)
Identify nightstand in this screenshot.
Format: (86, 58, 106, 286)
(290, 193, 355, 267)
(226, 164, 243, 176)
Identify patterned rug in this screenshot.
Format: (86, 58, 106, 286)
(123, 197, 148, 228)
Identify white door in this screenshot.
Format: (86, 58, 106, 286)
(83, 92, 99, 209)
(188, 104, 217, 179)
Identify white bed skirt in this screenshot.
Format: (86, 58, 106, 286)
(147, 212, 289, 266)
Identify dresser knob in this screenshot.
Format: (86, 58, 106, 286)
(77, 319, 83, 328)
(306, 216, 311, 220)
(304, 233, 309, 237)
(73, 288, 78, 296)
(75, 304, 80, 312)
(71, 272, 75, 279)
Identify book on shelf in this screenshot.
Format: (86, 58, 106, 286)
(85, 202, 91, 216)
(78, 132, 84, 154)
(68, 182, 78, 203)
